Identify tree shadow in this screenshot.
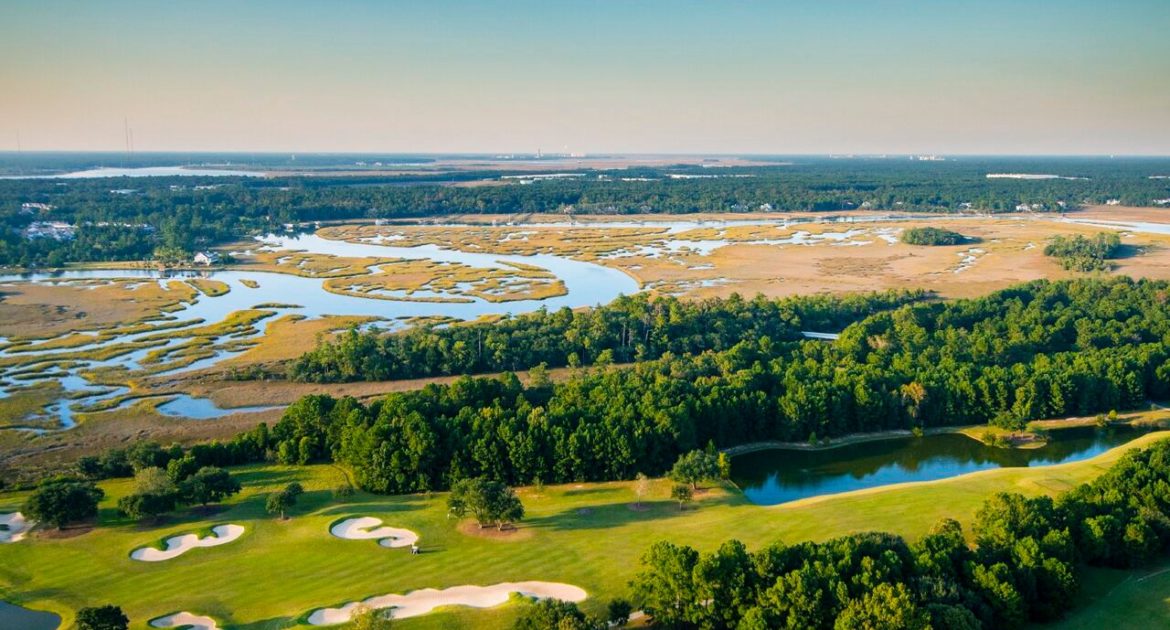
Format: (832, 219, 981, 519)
(227, 615, 299, 630)
(1114, 243, 1146, 259)
(316, 496, 429, 517)
(232, 467, 311, 487)
(527, 495, 739, 532)
(560, 486, 625, 498)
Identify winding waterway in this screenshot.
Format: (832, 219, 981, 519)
(0, 234, 638, 427)
(731, 425, 1154, 505)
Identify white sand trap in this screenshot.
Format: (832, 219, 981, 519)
(308, 581, 587, 625)
(330, 517, 419, 548)
(0, 512, 29, 543)
(130, 524, 244, 562)
(150, 612, 220, 630)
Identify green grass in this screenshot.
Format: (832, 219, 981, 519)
(3, 433, 1170, 630)
(1050, 560, 1170, 629)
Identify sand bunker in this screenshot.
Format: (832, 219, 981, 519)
(0, 512, 29, 543)
(308, 582, 587, 625)
(150, 612, 220, 630)
(330, 517, 419, 548)
(130, 524, 244, 562)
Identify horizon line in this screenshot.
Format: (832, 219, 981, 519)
(1, 150, 1169, 159)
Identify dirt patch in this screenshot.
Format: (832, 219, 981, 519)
(455, 519, 534, 542)
(817, 256, 895, 276)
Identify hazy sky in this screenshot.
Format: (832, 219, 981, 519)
(2, 0, 1168, 154)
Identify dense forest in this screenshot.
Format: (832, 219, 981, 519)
(288, 291, 924, 382)
(2, 155, 1167, 267)
(82, 277, 1170, 495)
(625, 439, 1170, 629)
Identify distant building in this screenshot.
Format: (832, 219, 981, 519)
(20, 202, 54, 214)
(193, 251, 221, 266)
(24, 221, 76, 240)
(1106, 199, 1121, 206)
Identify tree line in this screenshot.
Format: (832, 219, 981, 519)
(287, 291, 924, 382)
(3, 155, 1167, 267)
(58, 277, 1170, 496)
(106, 276, 1166, 495)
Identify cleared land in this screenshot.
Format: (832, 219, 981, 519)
(1, 431, 1168, 629)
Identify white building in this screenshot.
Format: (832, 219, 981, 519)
(20, 202, 54, 214)
(193, 251, 221, 266)
(23, 221, 76, 240)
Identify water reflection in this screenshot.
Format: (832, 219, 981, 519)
(0, 601, 59, 630)
(732, 426, 1153, 505)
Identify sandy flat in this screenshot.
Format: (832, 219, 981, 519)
(0, 512, 29, 543)
(130, 524, 244, 562)
(150, 612, 220, 630)
(307, 581, 587, 624)
(330, 517, 419, 548)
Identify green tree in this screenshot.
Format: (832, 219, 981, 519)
(165, 454, 200, 482)
(512, 599, 599, 630)
(76, 604, 129, 630)
(693, 540, 755, 627)
(834, 583, 929, 630)
(632, 541, 699, 626)
(606, 599, 633, 626)
(670, 483, 694, 510)
(447, 477, 525, 530)
(23, 480, 104, 529)
(668, 450, 720, 490)
(117, 492, 176, 522)
(180, 466, 242, 506)
(133, 466, 177, 496)
(265, 482, 303, 519)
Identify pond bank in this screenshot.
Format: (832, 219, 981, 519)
(722, 408, 1170, 456)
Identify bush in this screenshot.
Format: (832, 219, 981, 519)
(76, 604, 129, 630)
(513, 599, 600, 630)
(901, 227, 966, 246)
(607, 598, 634, 625)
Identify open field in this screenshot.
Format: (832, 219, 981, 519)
(2, 431, 1169, 629)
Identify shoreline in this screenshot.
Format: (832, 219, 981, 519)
(723, 410, 1170, 457)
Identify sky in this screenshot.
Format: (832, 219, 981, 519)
(2, 0, 1168, 155)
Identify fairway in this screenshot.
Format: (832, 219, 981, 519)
(1052, 560, 1170, 629)
(3, 432, 1169, 629)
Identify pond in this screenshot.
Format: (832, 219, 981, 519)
(0, 601, 60, 630)
(731, 425, 1154, 505)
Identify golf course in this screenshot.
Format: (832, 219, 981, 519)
(2, 424, 1169, 629)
